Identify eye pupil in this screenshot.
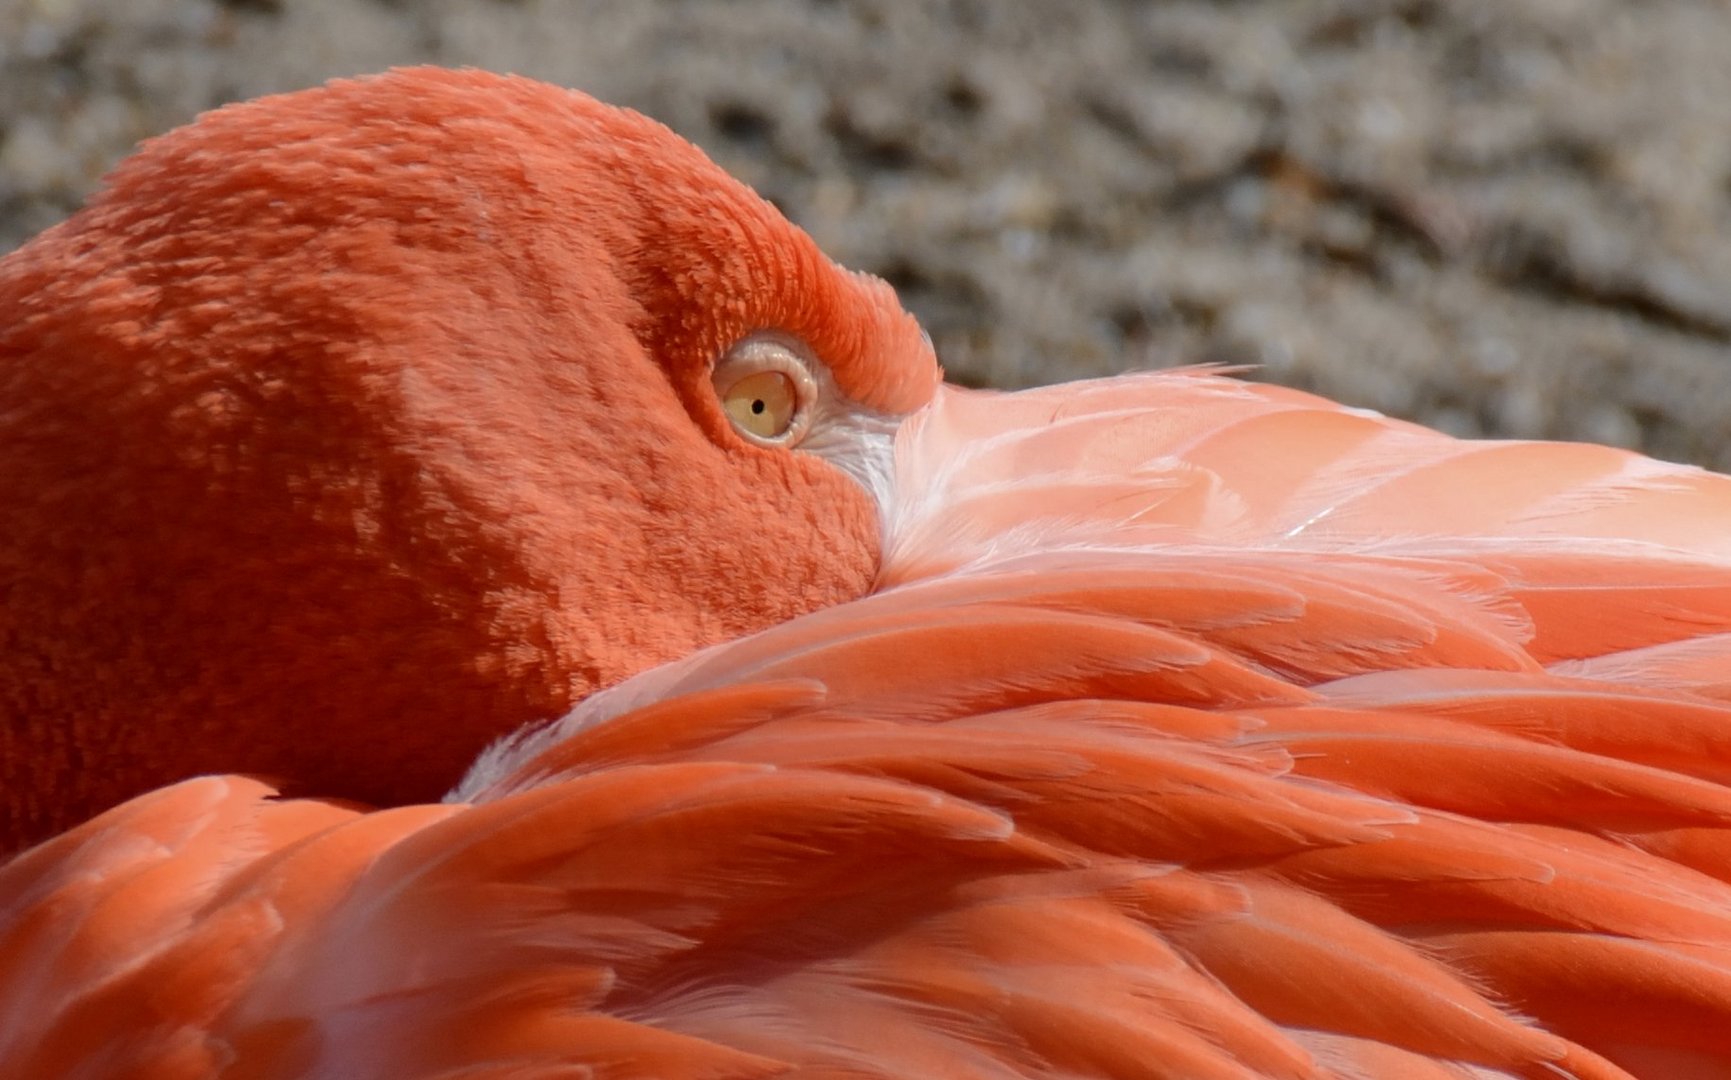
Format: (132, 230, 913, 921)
(752, 399, 766, 415)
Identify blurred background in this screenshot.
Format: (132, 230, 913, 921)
(4, 0, 1729, 466)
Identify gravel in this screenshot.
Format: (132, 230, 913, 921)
(5, 0, 1729, 466)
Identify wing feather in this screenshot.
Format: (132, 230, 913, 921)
(13, 372, 1731, 1077)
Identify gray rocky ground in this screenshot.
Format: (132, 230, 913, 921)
(4, 0, 1729, 466)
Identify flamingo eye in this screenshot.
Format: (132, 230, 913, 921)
(712, 336, 818, 447)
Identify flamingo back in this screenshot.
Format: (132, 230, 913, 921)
(10, 371, 1731, 1079)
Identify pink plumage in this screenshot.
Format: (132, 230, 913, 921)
(5, 68, 1731, 1079)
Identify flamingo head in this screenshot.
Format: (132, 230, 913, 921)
(0, 67, 939, 847)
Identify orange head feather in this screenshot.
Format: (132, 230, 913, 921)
(0, 67, 939, 848)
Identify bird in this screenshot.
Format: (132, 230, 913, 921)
(5, 66, 1731, 1080)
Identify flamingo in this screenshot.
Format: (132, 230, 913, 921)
(4, 67, 1731, 1079)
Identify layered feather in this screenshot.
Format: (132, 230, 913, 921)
(9, 371, 1731, 1078)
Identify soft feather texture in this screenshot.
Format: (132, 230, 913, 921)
(0, 68, 937, 847)
(7, 368, 1731, 1078)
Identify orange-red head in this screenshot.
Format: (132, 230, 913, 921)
(0, 68, 939, 848)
